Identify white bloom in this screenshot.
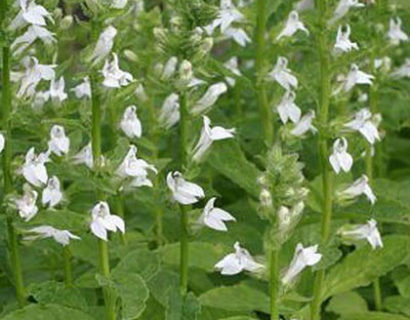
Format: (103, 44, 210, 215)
(22, 147, 48, 187)
(374, 57, 391, 72)
(387, 17, 408, 44)
(276, 91, 301, 124)
(391, 58, 410, 79)
(268, 56, 298, 91)
(329, 137, 353, 174)
(290, 110, 317, 136)
(9, 0, 53, 30)
(0, 134, 4, 154)
(328, 0, 364, 26)
(25, 226, 80, 246)
(45, 77, 68, 103)
(295, 0, 314, 11)
(112, 0, 127, 9)
(344, 108, 380, 144)
(71, 77, 91, 99)
(166, 171, 205, 205)
(73, 143, 93, 169)
(102, 53, 133, 88)
(224, 57, 242, 87)
(215, 242, 264, 275)
(205, 0, 244, 34)
(278, 202, 305, 229)
(42, 176, 63, 208)
(334, 24, 358, 53)
(120, 105, 142, 139)
(11, 25, 56, 56)
(48, 125, 70, 156)
(161, 56, 178, 80)
(198, 197, 236, 231)
(191, 82, 228, 115)
(343, 64, 374, 92)
(339, 175, 376, 204)
(90, 201, 125, 241)
(16, 186, 38, 221)
(192, 116, 235, 162)
(159, 93, 180, 129)
(282, 244, 322, 284)
(223, 27, 251, 47)
(276, 11, 309, 41)
(340, 219, 383, 249)
(90, 26, 117, 65)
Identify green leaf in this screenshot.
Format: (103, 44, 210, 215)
(324, 236, 410, 299)
(339, 312, 410, 320)
(166, 292, 201, 320)
(385, 296, 410, 317)
(0, 304, 96, 320)
(326, 291, 368, 315)
(218, 317, 258, 320)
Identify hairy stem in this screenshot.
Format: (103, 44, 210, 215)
(63, 246, 73, 287)
(270, 249, 280, 320)
(255, 0, 273, 147)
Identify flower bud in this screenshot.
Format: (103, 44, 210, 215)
(123, 49, 138, 63)
(260, 188, 273, 208)
(60, 15, 73, 30)
(178, 60, 193, 86)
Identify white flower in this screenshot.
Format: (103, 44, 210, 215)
(276, 91, 302, 124)
(334, 24, 358, 53)
(268, 57, 298, 91)
(328, 0, 364, 26)
(117, 145, 157, 187)
(42, 176, 63, 208)
(215, 242, 264, 275)
(198, 197, 236, 231)
(45, 77, 68, 103)
(25, 226, 80, 246)
(48, 125, 70, 156)
(22, 147, 48, 187)
(391, 58, 410, 79)
(90, 26, 117, 65)
(340, 219, 383, 249)
(90, 201, 125, 241)
(290, 110, 317, 136)
(205, 0, 244, 34)
(223, 27, 251, 47)
(276, 11, 309, 41)
(159, 93, 180, 129)
(166, 171, 205, 205)
(73, 143, 93, 169)
(102, 53, 133, 88)
(339, 174, 376, 204)
(282, 243, 322, 284)
(71, 77, 91, 99)
(0, 134, 4, 154)
(191, 82, 228, 115)
(329, 137, 353, 174)
(192, 116, 235, 162)
(120, 105, 142, 139)
(343, 64, 374, 92)
(278, 202, 305, 230)
(224, 57, 242, 87)
(112, 0, 127, 9)
(344, 108, 380, 144)
(295, 0, 314, 11)
(16, 186, 38, 221)
(161, 56, 178, 80)
(9, 0, 53, 30)
(11, 25, 56, 56)
(387, 17, 408, 44)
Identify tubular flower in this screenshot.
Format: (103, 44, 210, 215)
(276, 11, 309, 41)
(276, 90, 302, 124)
(387, 17, 408, 45)
(268, 56, 298, 91)
(71, 77, 91, 99)
(11, 25, 56, 56)
(290, 110, 317, 137)
(329, 137, 353, 174)
(42, 176, 63, 208)
(344, 108, 380, 144)
(25, 226, 80, 246)
(102, 53, 133, 88)
(22, 147, 48, 187)
(191, 83, 228, 115)
(120, 105, 142, 139)
(48, 125, 70, 156)
(334, 24, 358, 53)
(328, 0, 364, 26)
(90, 201, 125, 241)
(340, 219, 383, 249)
(73, 143, 93, 169)
(16, 186, 39, 221)
(197, 197, 236, 231)
(9, 0, 53, 30)
(338, 175, 376, 204)
(159, 93, 180, 129)
(166, 171, 205, 205)
(90, 26, 117, 65)
(343, 64, 374, 92)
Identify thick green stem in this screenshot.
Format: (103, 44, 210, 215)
(255, 0, 273, 147)
(63, 246, 73, 287)
(311, 0, 332, 319)
(270, 249, 280, 320)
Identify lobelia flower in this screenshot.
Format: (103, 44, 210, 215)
(268, 57, 298, 91)
(159, 93, 180, 129)
(374, 56, 392, 73)
(224, 57, 242, 87)
(328, 0, 364, 26)
(9, 0, 53, 30)
(205, 0, 244, 35)
(90, 26, 117, 65)
(339, 174, 376, 204)
(48, 125, 70, 156)
(329, 137, 353, 174)
(290, 110, 317, 137)
(340, 219, 383, 249)
(116, 145, 157, 187)
(102, 53, 133, 88)
(197, 197, 236, 231)
(343, 64, 374, 92)
(90, 201, 125, 241)
(0, 133, 4, 153)
(71, 77, 91, 99)
(344, 108, 380, 144)
(192, 116, 235, 162)
(295, 0, 314, 11)
(278, 202, 305, 230)
(334, 24, 358, 53)
(387, 17, 408, 45)
(161, 56, 178, 80)
(166, 171, 205, 205)
(22, 147, 48, 187)
(276, 90, 302, 124)
(73, 143, 93, 169)
(215, 242, 264, 275)
(111, 0, 127, 9)
(24, 226, 80, 246)
(11, 25, 56, 56)
(223, 27, 251, 47)
(391, 58, 410, 79)
(45, 77, 68, 103)
(282, 244, 322, 284)
(120, 105, 142, 139)
(191, 82, 228, 115)
(42, 176, 63, 208)
(276, 11, 309, 41)
(16, 185, 39, 221)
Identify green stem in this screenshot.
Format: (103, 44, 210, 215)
(115, 193, 127, 245)
(373, 278, 382, 311)
(63, 246, 73, 287)
(311, 0, 332, 319)
(269, 249, 280, 320)
(255, 0, 273, 147)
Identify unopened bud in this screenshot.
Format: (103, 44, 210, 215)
(260, 188, 273, 208)
(178, 60, 193, 84)
(60, 15, 73, 30)
(123, 49, 138, 63)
